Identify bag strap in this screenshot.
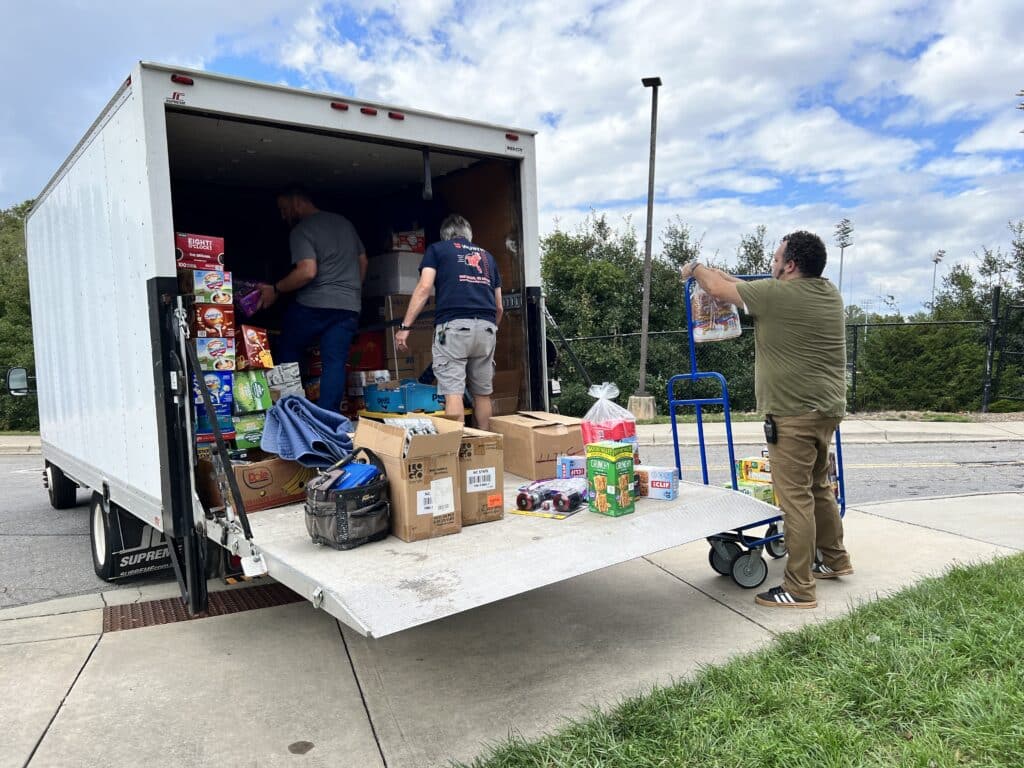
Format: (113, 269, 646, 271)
(351, 446, 387, 475)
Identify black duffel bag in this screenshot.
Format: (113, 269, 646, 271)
(304, 447, 390, 550)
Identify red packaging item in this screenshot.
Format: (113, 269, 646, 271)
(175, 232, 225, 271)
(348, 331, 386, 371)
(304, 345, 323, 377)
(192, 304, 235, 338)
(580, 382, 638, 445)
(391, 229, 426, 254)
(235, 325, 274, 370)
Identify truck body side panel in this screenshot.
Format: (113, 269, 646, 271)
(26, 85, 166, 529)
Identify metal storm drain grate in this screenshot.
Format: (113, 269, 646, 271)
(103, 583, 303, 632)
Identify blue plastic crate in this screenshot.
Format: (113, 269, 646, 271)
(363, 380, 442, 413)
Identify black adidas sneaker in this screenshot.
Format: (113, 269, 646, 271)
(755, 586, 817, 609)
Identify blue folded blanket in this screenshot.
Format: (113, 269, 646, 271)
(260, 395, 354, 468)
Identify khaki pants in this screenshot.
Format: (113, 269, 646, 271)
(767, 411, 851, 601)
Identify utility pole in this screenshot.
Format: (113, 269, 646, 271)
(629, 76, 661, 421)
(931, 249, 946, 315)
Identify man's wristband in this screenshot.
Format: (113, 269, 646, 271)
(398, 323, 411, 331)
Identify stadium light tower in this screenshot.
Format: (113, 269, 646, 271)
(931, 249, 946, 315)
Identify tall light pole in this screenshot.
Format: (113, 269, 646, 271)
(834, 218, 853, 295)
(931, 249, 946, 315)
(631, 76, 661, 419)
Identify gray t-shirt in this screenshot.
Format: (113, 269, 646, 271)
(290, 211, 365, 311)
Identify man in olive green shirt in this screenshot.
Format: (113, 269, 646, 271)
(681, 231, 852, 609)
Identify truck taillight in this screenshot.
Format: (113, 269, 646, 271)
(506, 132, 519, 141)
(360, 107, 378, 116)
(388, 111, 405, 120)
(331, 102, 349, 111)
(171, 74, 194, 86)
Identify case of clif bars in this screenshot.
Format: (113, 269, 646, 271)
(634, 465, 679, 500)
(557, 455, 587, 479)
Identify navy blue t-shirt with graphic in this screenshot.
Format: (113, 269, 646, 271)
(419, 237, 502, 325)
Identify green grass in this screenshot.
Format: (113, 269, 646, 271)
(463, 554, 1024, 768)
(0, 430, 38, 435)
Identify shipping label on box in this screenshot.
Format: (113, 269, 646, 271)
(192, 371, 233, 407)
(192, 303, 235, 338)
(586, 441, 635, 517)
(736, 455, 772, 483)
(488, 411, 584, 480)
(458, 427, 504, 526)
(198, 455, 316, 513)
(233, 370, 273, 413)
(727, 479, 777, 505)
(175, 232, 225, 271)
(557, 455, 587, 479)
(196, 337, 235, 371)
(232, 413, 266, 450)
(634, 465, 679, 500)
(236, 325, 274, 370)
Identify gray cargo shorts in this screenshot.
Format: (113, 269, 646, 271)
(432, 319, 498, 396)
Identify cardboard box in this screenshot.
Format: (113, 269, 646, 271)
(586, 441, 635, 516)
(192, 303, 235, 338)
(727, 479, 777, 505)
(348, 369, 391, 393)
(195, 403, 235, 443)
(266, 363, 303, 400)
(634, 465, 679, 500)
(233, 370, 273, 413)
(354, 416, 463, 542)
(385, 294, 435, 328)
(196, 337, 235, 371)
(364, 251, 426, 297)
(232, 413, 266, 450)
(385, 326, 433, 362)
(192, 372, 234, 407)
(197, 454, 316, 513)
(736, 455, 772, 483)
(235, 326, 274, 370)
(392, 229, 426, 253)
(488, 411, 584, 480)
(175, 232, 225, 271)
(180, 269, 233, 304)
(458, 427, 504, 526)
(349, 331, 386, 371)
(557, 455, 587, 479)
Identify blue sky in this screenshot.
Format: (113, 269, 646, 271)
(2, 0, 1021, 314)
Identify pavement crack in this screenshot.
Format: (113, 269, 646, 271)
(22, 633, 102, 768)
(336, 620, 388, 767)
(642, 556, 778, 636)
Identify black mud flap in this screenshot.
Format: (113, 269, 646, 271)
(108, 505, 173, 580)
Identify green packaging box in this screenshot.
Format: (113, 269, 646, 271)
(233, 370, 273, 414)
(726, 479, 777, 505)
(586, 440, 635, 517)
(232, 413, 267, 449)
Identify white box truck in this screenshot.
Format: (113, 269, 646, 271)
(14, 62, 774, 637)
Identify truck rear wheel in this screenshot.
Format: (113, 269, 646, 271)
(46, 462, 78, 510)
(89, 494, 117, 581)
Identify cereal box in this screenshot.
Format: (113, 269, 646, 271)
(557, 455, 587, 479)
(235, 325, 274, 370)
(585, 441, 635, 517)
(192, 303, 235, 338)
(175, 232, 225, 271)
(233, 370, 273, 414)
(196, 337, 235, 371)
(736, 455, 771, 483)
(191, 372, 233, 408)
(634, 465, 679, 500)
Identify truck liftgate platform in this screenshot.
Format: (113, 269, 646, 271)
(247, 475, 779, 638)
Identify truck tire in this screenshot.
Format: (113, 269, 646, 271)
(89, 493, 117, 581)
(46, 462, 78, 510)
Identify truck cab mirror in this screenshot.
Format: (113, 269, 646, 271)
(6, 367, 30, 396)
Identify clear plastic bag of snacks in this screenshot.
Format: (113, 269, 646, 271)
(691, 282, 742, 342)
(580, 383, 639, 462)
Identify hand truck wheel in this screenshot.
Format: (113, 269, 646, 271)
(765, 523, 787, 559)
(708, 540, 742, 575)
(730, 550, 768, 588)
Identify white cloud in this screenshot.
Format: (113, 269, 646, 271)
(956, 113, 1024, 153)
(922, 156, 1008, 177)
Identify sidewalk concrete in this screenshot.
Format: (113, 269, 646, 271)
(2, 491, 1021, 768)
(4, 419, 1022, 456)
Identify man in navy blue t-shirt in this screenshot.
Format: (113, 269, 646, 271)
(396, 214, 503, 429)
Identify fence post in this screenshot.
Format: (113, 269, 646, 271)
(981, 286, 1001, 413)
(850, 327, 859, 413)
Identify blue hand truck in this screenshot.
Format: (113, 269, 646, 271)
(667, 275, 847, 589)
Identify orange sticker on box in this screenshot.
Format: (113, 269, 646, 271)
(487, 493, 503, 508)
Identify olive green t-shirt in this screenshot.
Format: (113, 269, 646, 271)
(735, 278, 846, 418)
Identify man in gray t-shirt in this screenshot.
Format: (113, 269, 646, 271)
(258, 187, 367, 412)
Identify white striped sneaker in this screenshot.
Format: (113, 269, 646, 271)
(812, 561, 855, 579)
(755, 586, 817, 609)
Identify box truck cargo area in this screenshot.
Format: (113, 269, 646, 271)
(164, 109, 529, 408)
